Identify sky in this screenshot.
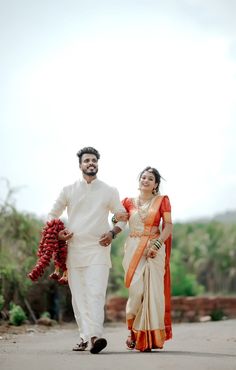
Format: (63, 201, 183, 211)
(1, 0, 236, 222)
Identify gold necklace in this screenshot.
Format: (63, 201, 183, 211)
(136, 196, 153, 222)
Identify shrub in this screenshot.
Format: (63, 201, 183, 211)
(210, 308, 224, 321)
(40, 311, 51, 318)
(9, 303, 27, 326)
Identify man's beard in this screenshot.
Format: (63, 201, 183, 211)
(82, 167, 98, 177)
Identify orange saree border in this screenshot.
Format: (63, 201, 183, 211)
(164, 234, 172, 340)
(134, 329, 166, 351)
(125, 196, 164, 288)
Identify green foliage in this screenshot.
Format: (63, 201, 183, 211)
(109, 230, 129, 297)
(9, 303, 27, 326)
(0, 294, 4, 310)
(173, 221, 236, 294)
(171, 250, 204, 296)
(0, 181, 43, 307)
(210, 308, 224, 321)
(40, 311, 51, 318)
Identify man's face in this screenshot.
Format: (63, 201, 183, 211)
(80, 153, 98, 176)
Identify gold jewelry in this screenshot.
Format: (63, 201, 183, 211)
(135, 196, 154, 222)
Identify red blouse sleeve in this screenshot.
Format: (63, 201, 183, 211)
(122, 197, 133, 213)
(160, 195, 171, 215)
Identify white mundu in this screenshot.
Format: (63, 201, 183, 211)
(48, 177, 125, 341)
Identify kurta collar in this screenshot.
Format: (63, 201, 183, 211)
(80, 177, 99, 187)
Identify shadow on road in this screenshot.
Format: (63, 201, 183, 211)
(99, 350, 236, 358)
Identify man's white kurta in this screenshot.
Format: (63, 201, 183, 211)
(48, 178, 125, 269)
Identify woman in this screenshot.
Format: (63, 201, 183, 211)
(114, 166, 173, 352)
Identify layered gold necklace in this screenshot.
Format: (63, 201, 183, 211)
(135, 196, 154, 222)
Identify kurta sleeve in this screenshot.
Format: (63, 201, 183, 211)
(47, 187, 68, 220)
(109, 187, 126, 214)
(109, 188, 127, 230)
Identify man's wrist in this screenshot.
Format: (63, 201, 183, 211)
(109, 230, 116, 239)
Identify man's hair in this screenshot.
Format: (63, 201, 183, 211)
(76, 147, 100, 164)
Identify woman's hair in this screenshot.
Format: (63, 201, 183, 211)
(76, 147, 100, 164)
(139, 166, 162, 189)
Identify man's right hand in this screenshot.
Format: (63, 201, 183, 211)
(58, 228, 74, 241)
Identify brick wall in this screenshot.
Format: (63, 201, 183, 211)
(105, 296, 236, 323)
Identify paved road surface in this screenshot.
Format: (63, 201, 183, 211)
(1, 320, 236, 370)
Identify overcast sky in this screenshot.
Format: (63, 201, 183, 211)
(1, 0, 236, 222)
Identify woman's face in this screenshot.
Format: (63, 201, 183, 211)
(139, 171, 157, 193)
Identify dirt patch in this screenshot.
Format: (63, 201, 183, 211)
(0, 321, 74, 339)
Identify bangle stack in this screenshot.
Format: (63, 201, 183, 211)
(111, 215, 118, 224)
(153, 238, 164, 250)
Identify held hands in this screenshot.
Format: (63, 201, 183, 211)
(114, 212, 129, 222)
(58, 228, 74, 241)
(99, 232, 113, 247)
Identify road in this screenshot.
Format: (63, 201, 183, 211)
(0, 320, 236, 370)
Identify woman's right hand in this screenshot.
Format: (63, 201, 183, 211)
(58, 228, 74, 241)
(114, 212, 129, 222)
(147, 247, 158, 259)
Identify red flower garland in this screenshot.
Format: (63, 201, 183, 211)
(28, 219, 68, 285)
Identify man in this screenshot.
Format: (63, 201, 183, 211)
(48, 147, 125, 354)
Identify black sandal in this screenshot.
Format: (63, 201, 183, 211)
(90, 338, 107, 354)
(126, 335, 136, 350)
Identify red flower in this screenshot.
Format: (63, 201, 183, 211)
(28, 219, 68, 284)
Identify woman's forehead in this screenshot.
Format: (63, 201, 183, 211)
(141, 171, 155, 179)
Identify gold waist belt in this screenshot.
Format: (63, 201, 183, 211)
(129, 231, 159, 239)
